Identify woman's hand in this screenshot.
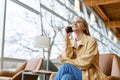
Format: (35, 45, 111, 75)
(65, 27, 72, 38)
(57, 54, 63, 61)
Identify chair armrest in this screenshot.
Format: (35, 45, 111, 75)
(106, 76, 120, 80)
(0, 70, 16, 77)
(11, 70, 23, 80)
(12, 70, 41, 80)
(11, 70, 32, 80)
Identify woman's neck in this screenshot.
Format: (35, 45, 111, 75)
(75, 32, 83, 41)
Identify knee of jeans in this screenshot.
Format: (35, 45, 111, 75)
(61, 74, 75, 80)
(62, 63, 71, 68)
(62, 63, 68, 66)
(61, 63, 67, 68)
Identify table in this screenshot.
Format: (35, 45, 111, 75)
(21, 70, 55, 80)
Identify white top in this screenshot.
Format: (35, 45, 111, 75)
(76, 40, 81, 46)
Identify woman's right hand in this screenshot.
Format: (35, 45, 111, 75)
(65, 27, 72, 37)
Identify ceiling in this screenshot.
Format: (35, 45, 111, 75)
(84, 0, 120, 38)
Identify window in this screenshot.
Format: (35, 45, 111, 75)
(4, 0, 41, 59)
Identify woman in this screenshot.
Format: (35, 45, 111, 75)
(50, 17, 106, 80)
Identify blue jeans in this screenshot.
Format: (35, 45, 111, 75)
(53, 63, 82, 80)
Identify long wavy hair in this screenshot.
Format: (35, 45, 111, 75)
(78, 17, 90, 36)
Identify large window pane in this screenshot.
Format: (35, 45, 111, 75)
(18, 0, 40, 11)
(4, 0, 42, 59)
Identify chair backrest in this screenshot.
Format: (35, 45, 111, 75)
(25, 58, 43, 70)
(99, 54, 114, 76)
(15, 61, 27, 73)
(111, 54, 120, 76)
(99, 53, 120, 76)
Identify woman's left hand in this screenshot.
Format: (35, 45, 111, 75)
(57, 54, 62, 61)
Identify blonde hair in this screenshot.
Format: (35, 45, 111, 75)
(78, 17, 90, 36)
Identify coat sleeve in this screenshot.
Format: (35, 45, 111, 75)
(62, 38, 99, 70)
(61, 37, 74, 59)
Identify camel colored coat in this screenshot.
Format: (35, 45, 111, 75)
(61, 34, 107, 80)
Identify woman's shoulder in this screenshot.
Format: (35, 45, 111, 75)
(85, 35, 96, 42)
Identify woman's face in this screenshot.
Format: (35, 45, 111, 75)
(72, 18, 86, 33)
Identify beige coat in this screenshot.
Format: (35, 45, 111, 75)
(61, 34, 107, 80)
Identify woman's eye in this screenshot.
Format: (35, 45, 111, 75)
(73, 22, 83, 24)
(76, 21, 81, 23)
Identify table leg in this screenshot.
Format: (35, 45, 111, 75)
(21, 72, 24, 80)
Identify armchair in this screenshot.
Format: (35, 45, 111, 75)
(99, 53, 120, 80)
(0, 58, 43, 80)
(49, 53, 120, 80)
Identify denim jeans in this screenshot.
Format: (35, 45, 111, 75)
(53, 63, 82, 80)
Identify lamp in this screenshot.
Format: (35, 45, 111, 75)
(34, 35, 50, 71)
(74, 0, 80, 10)
(90, 12, 96, 25)
(90, 0, 96, 25)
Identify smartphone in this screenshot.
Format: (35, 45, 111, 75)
(66, 26, 73, 33)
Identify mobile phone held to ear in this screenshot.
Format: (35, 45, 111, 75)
(66, 26, 73, 33)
